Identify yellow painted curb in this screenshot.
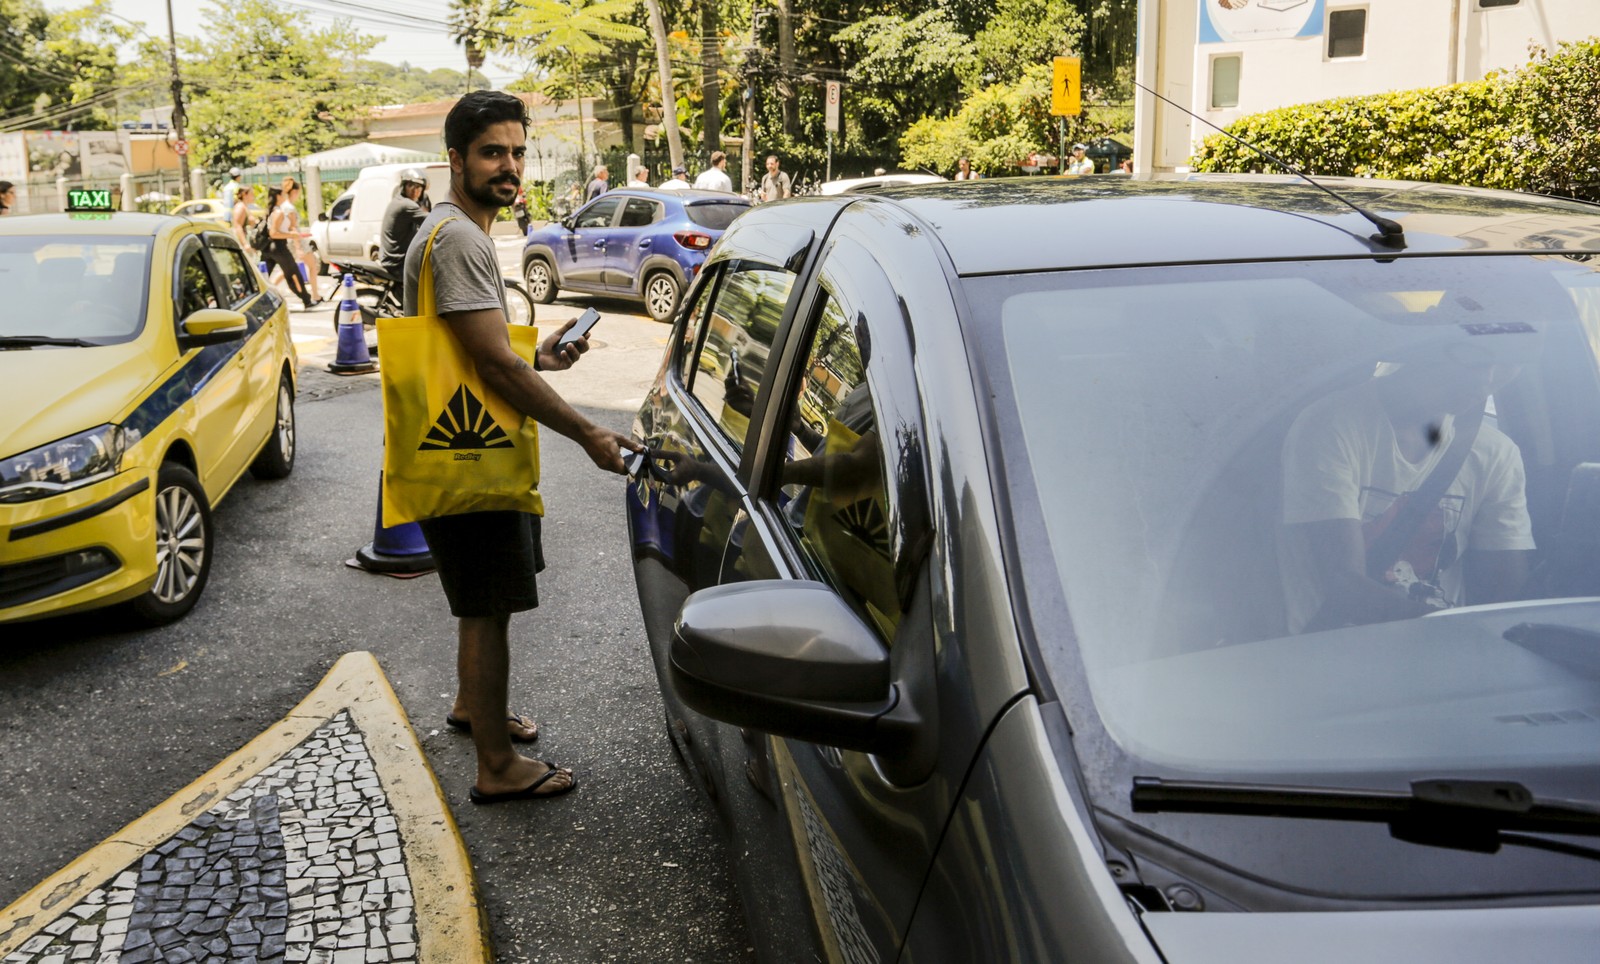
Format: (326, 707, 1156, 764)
(0, 651, 493, 963)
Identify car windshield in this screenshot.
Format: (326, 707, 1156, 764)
(971, 254, 1600, 784)
(684, 201, 748, 230)
(0, 236, 152, 343)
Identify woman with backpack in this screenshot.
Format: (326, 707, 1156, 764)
(232, 184, 258, 255)
(265, 179, 314, 309)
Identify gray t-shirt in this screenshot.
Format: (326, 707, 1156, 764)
(403, 201, 508, 320)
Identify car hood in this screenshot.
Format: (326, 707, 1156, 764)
(0, 345, 157, 457)
(1143, 905, 1600, 964)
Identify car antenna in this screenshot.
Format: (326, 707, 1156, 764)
(1132, 80, 1406, 250)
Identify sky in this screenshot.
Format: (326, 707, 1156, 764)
(94, 0, 522, 89)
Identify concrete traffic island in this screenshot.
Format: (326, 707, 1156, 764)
(0, 653, 490, 964)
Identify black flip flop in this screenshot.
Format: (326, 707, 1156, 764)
(445, 712, 539, 742)
(468, 762, 577, 805)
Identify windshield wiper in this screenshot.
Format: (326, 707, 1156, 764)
(0, 335, 98, 348)
(1132, 777, 1600, 853)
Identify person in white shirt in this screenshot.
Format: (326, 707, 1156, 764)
(1280, 352, 1534, 633)
(692, 151, 733, 192)
(1066, 143, 1095, 175)
(659, 165, 690, 190)
(219, 167, 242, 209)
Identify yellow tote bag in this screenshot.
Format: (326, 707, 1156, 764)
(377, 218, 543, 526)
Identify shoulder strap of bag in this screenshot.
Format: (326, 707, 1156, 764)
(1365, 406, 1486, 580)
(413, 216, 457, 317)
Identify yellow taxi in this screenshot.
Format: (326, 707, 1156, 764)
(0, 202, 297, 625)
(169, 197, 264, 225)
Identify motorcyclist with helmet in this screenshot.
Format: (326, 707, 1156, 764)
(380, 168, 431, 304)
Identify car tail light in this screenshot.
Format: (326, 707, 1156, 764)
(673, 230, 713, 250)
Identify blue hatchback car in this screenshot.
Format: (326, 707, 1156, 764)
(522, 187, 751, 322)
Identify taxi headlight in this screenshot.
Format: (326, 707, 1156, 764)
(0, 424, 127, 503)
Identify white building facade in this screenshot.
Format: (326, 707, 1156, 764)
(1134, 0, 1600, 172)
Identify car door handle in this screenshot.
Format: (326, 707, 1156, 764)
(638, 239, 652, 249)
(592, 240, 606, 249)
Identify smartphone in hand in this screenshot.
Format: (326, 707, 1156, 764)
(558, 307, 601, 348)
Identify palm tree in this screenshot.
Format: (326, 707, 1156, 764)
(500, 0, 647, 169)
(449, 0, 505, 92)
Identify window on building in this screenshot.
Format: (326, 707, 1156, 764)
(1328, 8, 1367, 59)
(1210, 55, 1241, 110)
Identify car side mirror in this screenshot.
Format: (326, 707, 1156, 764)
(669, 581, 901, 752)
(317, 212, 328, 222)
(180, 308, 248, 346)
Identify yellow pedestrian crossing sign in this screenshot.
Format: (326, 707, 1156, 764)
(1052, 57, 1081, 116)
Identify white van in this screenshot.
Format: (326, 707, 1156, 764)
(310, 162, 451, 262)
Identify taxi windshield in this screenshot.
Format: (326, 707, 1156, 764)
(972, 255, 1600, 785)
(0, 236, 152, 345)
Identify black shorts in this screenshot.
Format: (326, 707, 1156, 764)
(418, 511, 545, 618)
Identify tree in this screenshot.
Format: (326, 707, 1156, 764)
(450, 0, 508, 92)
(974, 0, 1087, 87)
(499, 0, 648, 165)
(1, 0, 136, 131)
(156, 0, 385, 169)
(833, 11, 975, 159)
(643, 0, 683, 167)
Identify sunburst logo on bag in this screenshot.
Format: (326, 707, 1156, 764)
(420, 385, 516, 450)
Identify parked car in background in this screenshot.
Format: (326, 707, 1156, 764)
(522, 187, 751, 322)
(170, 198, 264, 225)
(624, 176, 1600, 962)
(815, 172, 945, 195)
(1, 211, 297, 626)
(310, 162, 451, 264)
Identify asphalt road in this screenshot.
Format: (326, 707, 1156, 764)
(0, 256, 757, 962)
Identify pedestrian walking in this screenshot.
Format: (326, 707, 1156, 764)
(220, 167, 243, 209)
(400, 90, 642, 804)
(954, 156, 980, 180)
(759, 154, 791, 203)
(692, 151, 733, 192)
(513, 186, 531, 234)
(0, 181, 14, 215)
(586, 165, 609, 201)
(266, 179, 314, 309)
(278, 176, 324, 303)
(631, 166, 650, 187)
(232, 184, 257, 255)
(659, 165, 690, 191)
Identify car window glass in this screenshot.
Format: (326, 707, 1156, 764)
(683, 202, 748, 230)
(773, 289, 901, 643)
(1, 237, 151, 342)
(576, 197, 620, 229)
(329, 196, 352, 221)
(688, 261, 795, 451)
(207, 244, 257, 307)
(619, 197, 658, 227)
(176, 240, 219, 320)
(676, 265, 721, 386)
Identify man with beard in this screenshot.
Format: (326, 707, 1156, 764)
(403, 90, 643, 804)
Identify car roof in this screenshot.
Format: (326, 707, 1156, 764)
(0, 212, 183, 238)
(819, 173, 945, 195)
(854, 174, 1600, 275)
(605, 186, 750, 205)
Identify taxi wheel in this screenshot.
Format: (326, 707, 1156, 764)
(250, 373, 296, 480)
(129, 464, 212, 625)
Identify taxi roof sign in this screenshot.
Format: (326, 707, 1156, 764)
(67, 189, 115, 212)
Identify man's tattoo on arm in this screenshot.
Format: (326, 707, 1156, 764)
(511, 355, 536, 376)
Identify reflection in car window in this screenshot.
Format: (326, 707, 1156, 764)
(775, 289, 901, 642)
(575, 197, 619, 229)
(619, 197, 658, 227)
(176, 242, 219, 320)
(676, 266, 719, 386)
(0, 237, 152, 341)
(688, 262, 795, 450)
(208, 244, 258, 308)
(975, 255, 1600, 778)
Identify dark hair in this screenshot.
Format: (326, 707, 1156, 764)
(0, 180, 12, 211)
(265, 186, 282, 209)
(443, 90, 529, 155)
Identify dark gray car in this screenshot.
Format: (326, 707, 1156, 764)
(625, 176, 1600, 962)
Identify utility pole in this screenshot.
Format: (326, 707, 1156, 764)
(164, 0, 192, 200)
(741, 70, 755, 197)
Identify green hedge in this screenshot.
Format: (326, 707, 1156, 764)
(1192, 39, 1600, 202)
